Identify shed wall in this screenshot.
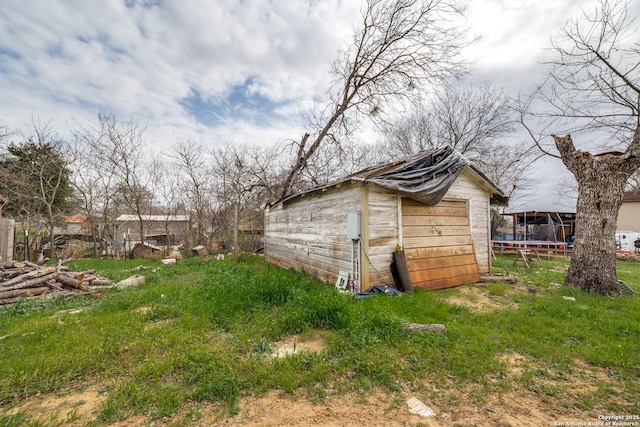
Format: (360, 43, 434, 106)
(442, 170, 491, 274)
(402, 198, 480, 289)
(264, 167, 493, 288)
(265, 183, 362, 284)
(364, 185, 400, 286)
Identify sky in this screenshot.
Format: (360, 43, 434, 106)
(0, 0, 632, 211)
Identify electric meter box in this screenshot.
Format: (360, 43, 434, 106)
(347, 212, 361, 240)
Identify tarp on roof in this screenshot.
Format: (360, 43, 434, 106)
(367, 146, 469, 206)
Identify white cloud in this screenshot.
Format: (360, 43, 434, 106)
(463, 0, 596, 87)
(1, 0, 369, 153)
(0, 0, 630, 211)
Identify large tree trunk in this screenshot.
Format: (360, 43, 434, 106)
(569, 168, 624, 294)
(554, 132, 640, 295)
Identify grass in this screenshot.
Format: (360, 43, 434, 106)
(0, 254, 639, 425)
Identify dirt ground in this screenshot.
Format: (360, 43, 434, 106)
(8, 285, 617, 426)
(10, 379, 600, 427)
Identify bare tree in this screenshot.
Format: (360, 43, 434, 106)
(69, 138, 101, 257)
(69, 124, 122, 257)
(279, 0, 469, 199)
(152, 160, 183, 253)
(626, 168, 640, 190)
(0, 121, 11, 141)
(89, 114, 153, 246)
(0, 119, 75, 260)
(209, 142, 272, 255)
(522, 0, 640, 295)
(170, 141, 214, 248)
(380, 81, 540, 202)
(240, 143, 290, 203)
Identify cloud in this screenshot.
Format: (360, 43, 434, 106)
(1, 0, 632, 207)
(464, 0, 594, 87)
(0, 0, 362, 150)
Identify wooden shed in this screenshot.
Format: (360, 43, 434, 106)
(264, 148, 505, 291)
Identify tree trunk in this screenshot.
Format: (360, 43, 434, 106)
(0, 273, 58, 292)
(0, 266, 57, 288)
(233, 202, 239, 261)
(569, 169, 624, 294)
(0, 285, 50, 300)
(554, 133, 640, 295)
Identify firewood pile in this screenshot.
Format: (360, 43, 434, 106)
(0, 260, 113, 306)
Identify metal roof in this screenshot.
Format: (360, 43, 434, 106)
(115, 214, 190, 222)
(64, 215, 87, 223)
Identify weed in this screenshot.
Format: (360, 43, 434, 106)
(0, 254, 638, 424)
(0, 411, 30, 427)
(488, 282, 508, 296)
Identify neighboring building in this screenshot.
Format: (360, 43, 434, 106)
(264, 148, 505, 291)
(502, 210, 576, 243)
(114, 214, 190, 245)
(54, 216, 91, 237)
(618, 190, 640, 232)
(494, 227, 514, 241)
(616, 191, 640, 251)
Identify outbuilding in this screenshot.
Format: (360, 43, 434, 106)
(618, 190, 640, 233)
(264, 147, 505, 292)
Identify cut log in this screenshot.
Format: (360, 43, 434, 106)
(402, 323, 447, 335)
(2, 261, 26, 269)
(47, 282, 64, 291)
(480, 275, 518, 284)
(0, 273, 60, 292)
(55, 274, 82, 289)
(0, 286, 50, 300)
(0, 267, 57, 288)
(86, 278, 113, 286)
(0, 263, 113, 307)
(1, 270, 21, 280)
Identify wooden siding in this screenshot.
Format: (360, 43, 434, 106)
(364, 185, 400, 287)
(402, 198, 480, 290)
(442, 170, 491, 274)
(264, 166, 494, 290)
(265, 183, 362, 284)
(0, 218, 15, 262)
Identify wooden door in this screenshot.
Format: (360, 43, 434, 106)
(401, 198, 480, 289)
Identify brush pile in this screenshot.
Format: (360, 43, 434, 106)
(0, 260, 113, 306)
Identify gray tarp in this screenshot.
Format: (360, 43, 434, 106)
(367, 146, 469, 206)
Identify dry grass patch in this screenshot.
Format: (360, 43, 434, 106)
(7, 382, 601, 427)
(8, 383, 109, 426)
(444, 284, 524, 313)
(133, 387, 592, 426)
(270, 331, 328, 358)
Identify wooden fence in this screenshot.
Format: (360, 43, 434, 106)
(0, 218, 15, 262)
